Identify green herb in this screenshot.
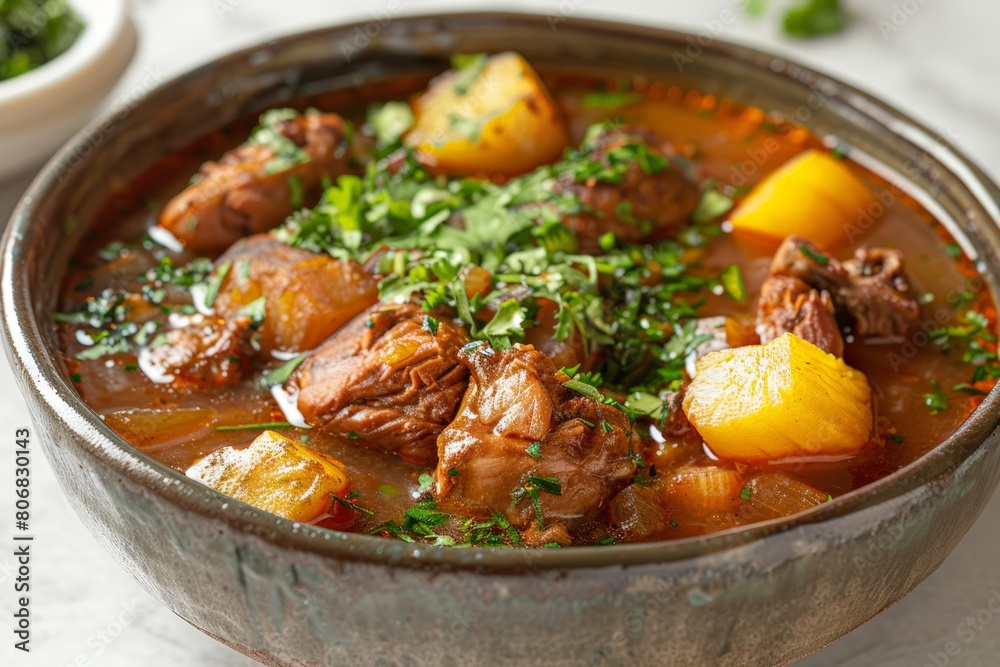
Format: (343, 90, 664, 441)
(525, 441, 542, 459)
(346, 431, 360, 440)
(367, 101, 414, 150)
(260, 354, 308, 386)
(945, 243, 962, 259)
(238, 296, 266, 330)
(953, 383, 987, 396)
(782, 0, 845, 38)
(70, 373, 82, 383)
(692, 187, 733, 224)
(422, 315, 440, 336)
(889, 433, 905, 443)
(417, 472, 435, 494)
(249, 109, 311, 175)
(0, 0, 85, 82)
(214, 421, 294, 432)
(719, 264, 746, 302)
(123, 363, 139, 372)
(512, 474, 562, 530)
(203, 261, 231, 308)
(825, 494, 834, 503)
(582, 91, 644, 109)
(799, 244, 829, 265)
(287, 175, 305, 210)
(450, 53, 488, 95)
(330, 493, 375, 516)
(924, 380, 947, 415)
(740, 485, 752, 501)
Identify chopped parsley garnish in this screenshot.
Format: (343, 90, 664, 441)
(367, 101, 414, 153)
(0, 0, 85, 82)
(719, 264, 746, 302)
(525, 441, 542, 459)
(740, 485, 752, 502)
(330, 493, 374, 516)
(799, 244, 828, 265)
(249, 109, 311, 175)
(782, 0, 845, 38)
(422, 315, 440, 336)
(889, 433, 905, 444)
(512, 474, 562, 529)
(582, 91, 644, 109)
(692, 186, 733, 224)
(214, 421, 294, 432)
(417, 472, 435, 494)
(260, 354, 308, 387)
(450, 53, 488, 95)
(924, 380, 947, 415)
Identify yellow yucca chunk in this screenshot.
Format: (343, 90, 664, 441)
(729, 149, 876, 250)
(682, 333, 873, 461)
(187, 430, 350, 522)
(405, 52, 569, 177)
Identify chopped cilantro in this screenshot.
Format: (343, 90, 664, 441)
(924, 380, 947, 415)
(740, 485, 752, 502)
(719, 264, 746, 302)
(215, 421, 294, 432)
(417, 472, 435, 494)
(422, 315, 439, 336)
(526, 441, 542, 459)
(799, 244, 829, 265)
(330, 493, 375, 516)
(450, 53, 488, 95)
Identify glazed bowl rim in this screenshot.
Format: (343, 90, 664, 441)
(4, 11, 1000, 573)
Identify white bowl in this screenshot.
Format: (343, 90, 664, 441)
(0, 0, 135, 182)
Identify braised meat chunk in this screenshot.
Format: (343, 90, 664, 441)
(159, 112, 351, 254)
(290, 304, 470, 465)
(767, 235, 919, 339)
(139, 315, 255, 387)
(551, 126, 700, 253)
(434, 343, 637, 545)
(212, 235, 378, 355)
(756, 275, 845, 357)
(840, 246, 921, 337)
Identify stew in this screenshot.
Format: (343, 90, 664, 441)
(55, 53, 997, 547)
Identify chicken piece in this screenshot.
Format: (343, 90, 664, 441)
(434, 343, 636, 544)
(551, 127, 699, 253)
(159, 112, 351, 254)
(290, 304, 470, 465)
(187, 430, 353, 523)
(768, 236, 919, 338)
(138, 314, 254, 386)
(756, 275, 845, 357)
(212, 235, 378, 355)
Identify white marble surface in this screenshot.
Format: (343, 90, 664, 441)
(1, 0, 998, 665)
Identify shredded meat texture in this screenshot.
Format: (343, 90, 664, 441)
(434, 344, 636, 544)
(212, 235, 378, 355)
(138, 315, 254, 387)
(756, 275, 845, 357)
(290, 304, 470, 465)
(159, 113, 351, 254)
(768, 235, 919, 339)
(550, 128, 699, 253)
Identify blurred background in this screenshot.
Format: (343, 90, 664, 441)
(0, 0, 997, 665)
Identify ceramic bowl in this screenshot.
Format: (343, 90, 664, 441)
(3, 12, 1000, 667)
(0, 0, 135, 181)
